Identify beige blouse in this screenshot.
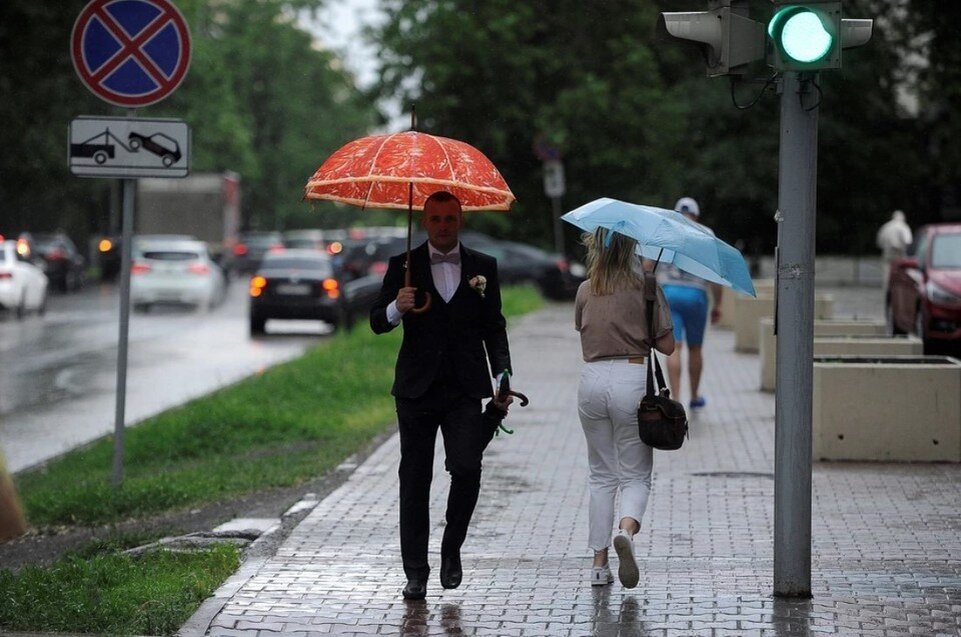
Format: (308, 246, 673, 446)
(574, 280, 674, 362)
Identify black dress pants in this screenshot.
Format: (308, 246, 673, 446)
(395, 378, 492, 581)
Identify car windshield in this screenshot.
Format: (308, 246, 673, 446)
(262, 257, 332, 274)
(284, 239, 320, 249)
(931, 234, 961, 269)
(244, 235, 281, 247)
(141, 251, 202, 261)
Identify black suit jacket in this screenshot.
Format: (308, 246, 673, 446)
(370, 242, 512, 400)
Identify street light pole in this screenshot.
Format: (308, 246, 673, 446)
(773, 70, 817, 597)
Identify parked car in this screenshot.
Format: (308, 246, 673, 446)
(130, 236, 225, 312)
(233, 231, 284, 274)
(20, 231, 86, 292)
(248, 249, 381, 335)
(0, 239, 49, 318)
(886, 222, 961, 352)
(467, 237, 586, 300)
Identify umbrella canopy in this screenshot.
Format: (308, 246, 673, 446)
(303, 131, 515, 211)
(561, 197, 756, 297)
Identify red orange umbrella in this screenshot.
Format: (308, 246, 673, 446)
(304, 119, 515, 312)
(304, 131, 515, 212)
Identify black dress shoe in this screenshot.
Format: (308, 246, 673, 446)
(440, 554, 462, 589)
(402, 578, 427, 600)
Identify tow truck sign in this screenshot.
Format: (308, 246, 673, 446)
(68, 116, 190, 178)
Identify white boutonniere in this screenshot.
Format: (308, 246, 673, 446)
(468, 275, 487, 298)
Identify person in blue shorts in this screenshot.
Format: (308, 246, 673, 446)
(657, 197, 723, 410)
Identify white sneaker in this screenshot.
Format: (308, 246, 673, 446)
(590, 564, 614, 586)
(612, 529, 639, 588)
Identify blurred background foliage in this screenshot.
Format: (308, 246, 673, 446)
(1, 0, 958, 256)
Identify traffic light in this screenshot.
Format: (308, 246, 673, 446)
(767, 2, 874, 71)
(656, 0, 766, 77)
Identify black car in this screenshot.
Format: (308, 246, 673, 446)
(248, 249, 381, 335)
(19, 232, 86, 291)
(464, 236, 586, 300)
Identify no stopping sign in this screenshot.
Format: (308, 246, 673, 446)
(71, 0, 191, 108)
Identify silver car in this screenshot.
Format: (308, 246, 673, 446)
(130, 237, 225, 312)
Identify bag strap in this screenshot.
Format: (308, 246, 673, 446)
(643, 272, 669, 398)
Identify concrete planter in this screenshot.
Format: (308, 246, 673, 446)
(734, 294, 835, 353)
(813, 355, 961, 462)
(717, 279, 774, 329)
(759, 318, 918, 391)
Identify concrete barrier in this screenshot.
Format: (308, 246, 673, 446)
(734, 294, 835, 353)
(759, 318, 916, 391)
(813, 355, 961, 462)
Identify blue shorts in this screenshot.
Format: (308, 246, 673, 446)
(663, 285, 709, 346)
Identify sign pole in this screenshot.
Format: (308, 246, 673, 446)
(112, 107, 137, 488)
(773, 71, 816, 597)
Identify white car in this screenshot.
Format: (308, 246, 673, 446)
(130, 237, 225, 312)
(0, 239, 49, 319)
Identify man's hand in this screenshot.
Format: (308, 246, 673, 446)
(395, 286, 417, 313)
(492, 392, 514, 413)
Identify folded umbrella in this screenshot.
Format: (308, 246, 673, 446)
(561, 197, 756, 297)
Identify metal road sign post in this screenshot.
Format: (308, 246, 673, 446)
(773, 71, 818, 598)
(69, 0, 191, 488)
(543, 159, 567, 255)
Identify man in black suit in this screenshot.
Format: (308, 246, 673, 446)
(370, 191, 513, 600)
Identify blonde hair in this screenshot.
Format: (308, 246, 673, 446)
(582, 227, 643, 295)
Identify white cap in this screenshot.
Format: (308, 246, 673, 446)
(674, 197, 700, 217)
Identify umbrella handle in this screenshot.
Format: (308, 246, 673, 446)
(404, 267, 432, 314)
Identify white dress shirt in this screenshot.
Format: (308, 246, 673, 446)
(387, 243, 461, 325)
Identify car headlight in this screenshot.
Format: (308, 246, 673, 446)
(926, 280, 961, 305)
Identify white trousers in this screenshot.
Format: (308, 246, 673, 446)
(577, 359, 653, 551)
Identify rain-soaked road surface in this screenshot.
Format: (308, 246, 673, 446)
(0, 279, 331, 473)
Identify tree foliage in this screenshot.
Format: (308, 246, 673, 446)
(0, 0, 378, 244)
(370, 0, 947, 255)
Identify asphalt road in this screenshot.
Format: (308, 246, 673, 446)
(0, 278, 332, 474)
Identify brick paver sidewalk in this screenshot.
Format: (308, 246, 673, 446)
(183, 295, 961, 636)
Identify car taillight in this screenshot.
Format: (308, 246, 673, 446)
(327, 241, 343, 255)
(555, 258, 570, 273)
(369, 261, 388, 276)
(250, 276, 267, 297)
(98, 239, 113, 252)
(16, 239, 30, 257)
(48, 248, 66, 260)
(0, 272, 12, 279)
(131, 262, 151, 274)
(322, 278, 340, 299)
(268, 243, 285, 252)
(233, 244, 248, 256)
(187, 263, 210, 275)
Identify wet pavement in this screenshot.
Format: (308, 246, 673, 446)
(180, 285, 961, 636)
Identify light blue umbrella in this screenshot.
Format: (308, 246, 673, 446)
(561, 197, 756, 297)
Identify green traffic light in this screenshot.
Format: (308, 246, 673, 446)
(769, 6, 835, 65)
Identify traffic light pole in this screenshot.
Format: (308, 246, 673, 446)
(773, 70, 817, 598)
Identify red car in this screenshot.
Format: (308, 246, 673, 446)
(886, 223, 961, 352)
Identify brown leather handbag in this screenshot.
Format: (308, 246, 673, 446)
(637, 273, 688, 451)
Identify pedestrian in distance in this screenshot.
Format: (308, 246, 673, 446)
(574, 226, 675, 588)
(370, 190, 513, 601)
(876, 210, 913, 294)
(658, 197, 723, 410)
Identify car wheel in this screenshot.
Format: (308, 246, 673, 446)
(93, 150, 108, 164)
(915, 308, 934, 354)
(162, 154, 175, 167)
(250, 314, 267, 336)
(15, 293, 26, 320)
(38, 291, 47, 317)
(885, 301, 905, 335)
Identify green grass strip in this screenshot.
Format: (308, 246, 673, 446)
(0, 545, 240, 635)
(16, 285, 544, 527)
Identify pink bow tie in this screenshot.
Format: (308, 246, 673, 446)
(430, 252, 460, 265)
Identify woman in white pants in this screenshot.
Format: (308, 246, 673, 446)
(574, 227, 675, 588)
